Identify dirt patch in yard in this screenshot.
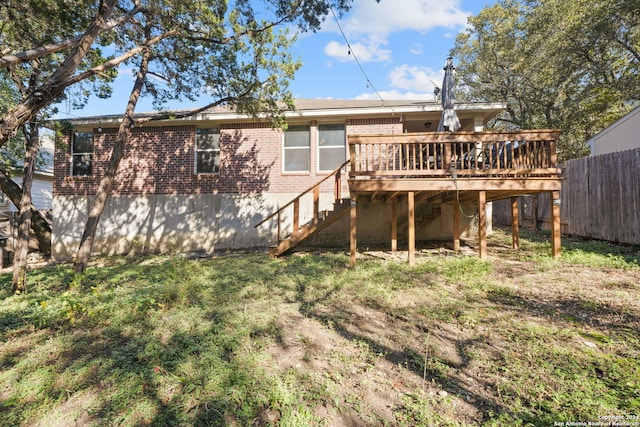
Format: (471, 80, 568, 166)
(264, 231, 640, 425)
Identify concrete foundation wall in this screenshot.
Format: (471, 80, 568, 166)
(52, 193, 481, 260)
(52, 193, 343, 260)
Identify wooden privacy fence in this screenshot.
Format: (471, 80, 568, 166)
(494, 148, 640, 245)
(563, 148, 640, 245)
(348, 130, 559, 178)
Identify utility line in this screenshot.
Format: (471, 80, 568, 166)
(329, 8, 387, 106)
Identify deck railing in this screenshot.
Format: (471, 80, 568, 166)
(348, 130, 560, 178)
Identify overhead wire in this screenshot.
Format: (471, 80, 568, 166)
(329, 8, 387, 107)
(331, 7, 481, 225)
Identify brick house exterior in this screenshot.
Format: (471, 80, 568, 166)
(52, 99, 504, 260)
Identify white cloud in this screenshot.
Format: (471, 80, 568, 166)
(322, 0, 470, 63)
(349, 64, 444, 101)
(408, 43, 424, 55)
(388, 65, 443, 93)
(324, 40, 391, 62)
(342, 0, 470, 38)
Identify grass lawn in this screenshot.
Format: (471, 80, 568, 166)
(1, 228, 639, 426)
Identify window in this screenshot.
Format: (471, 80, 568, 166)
(71, 131, 93, 176)
(284, 125, 310, 172)
(196, 128, 220, 174)
(318, 124, 346, 171)
(0, 191, 7, 207)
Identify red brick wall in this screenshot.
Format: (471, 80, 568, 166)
(54, 117, 402, 196)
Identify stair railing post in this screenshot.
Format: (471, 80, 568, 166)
(313, 186, 320, 225)
(277, 211, 281, 241)
(335, 167, 341, 202)
(292, 198, 300, 240)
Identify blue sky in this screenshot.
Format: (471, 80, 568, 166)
(56, 0, 497, 119)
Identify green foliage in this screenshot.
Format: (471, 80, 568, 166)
(453, 0, 640, 161)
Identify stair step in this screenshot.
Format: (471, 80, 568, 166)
(269, 202, 351, 257)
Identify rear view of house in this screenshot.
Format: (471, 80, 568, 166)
(53, 98, 533, 261)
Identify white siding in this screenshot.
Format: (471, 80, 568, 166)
(588, 106, 640, 156)
(3, 174, 53, 212)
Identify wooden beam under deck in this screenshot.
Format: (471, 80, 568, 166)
(349, 177, 562, 193)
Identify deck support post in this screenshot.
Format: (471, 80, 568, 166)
(551, 191, 561, 258)
(391, 197, 398, 253)
(511, 196, 520, 250)
(350, 193, 357, 268)
(408, 191, 415, 266)
(478, 191, 487, 259)
(453, 196, 460, 251)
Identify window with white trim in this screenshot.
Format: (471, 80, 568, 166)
(71, 131, 93, 176)
(0, 191, 7, 207)
(318, 124, 346, 172)
(196, 128, 220, 174)
(283, 125, 310, 172)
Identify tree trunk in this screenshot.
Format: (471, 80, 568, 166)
(12, 124, 38, 292)
(0, 170, 51, 255)
(74, 49, 150, 273)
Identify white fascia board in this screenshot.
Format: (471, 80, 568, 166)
(63, 101, 507, 126)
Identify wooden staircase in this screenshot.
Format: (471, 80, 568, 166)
(254, 161, 350, 256)
(268, 198, 350, 256)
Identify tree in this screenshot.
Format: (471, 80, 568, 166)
(452, 0, 639, 161)
(1, 1, 376, 277)
(0, 78, 52, 292)
(72, 0, 352, 272)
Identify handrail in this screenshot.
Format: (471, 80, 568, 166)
(348, 129, 560, 178)
(254, 160, 350, 229)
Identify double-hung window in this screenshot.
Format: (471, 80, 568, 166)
(283, 125, 310, 172)
(318, 124, 346, 172)
(196, 128, 221, 174)
(71, 131, 93, 176)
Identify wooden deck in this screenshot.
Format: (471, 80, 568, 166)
(256, 130, 563, 265)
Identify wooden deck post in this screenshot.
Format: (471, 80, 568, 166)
(551, 191, 561, 258)
(478, 191, 487, 259)
(511, 196, 520, 250)
(408, 191, 415, 266)
(453, 196, 460, 251)
(391, 197, 398, 253)
(350, 193, 357, 268)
